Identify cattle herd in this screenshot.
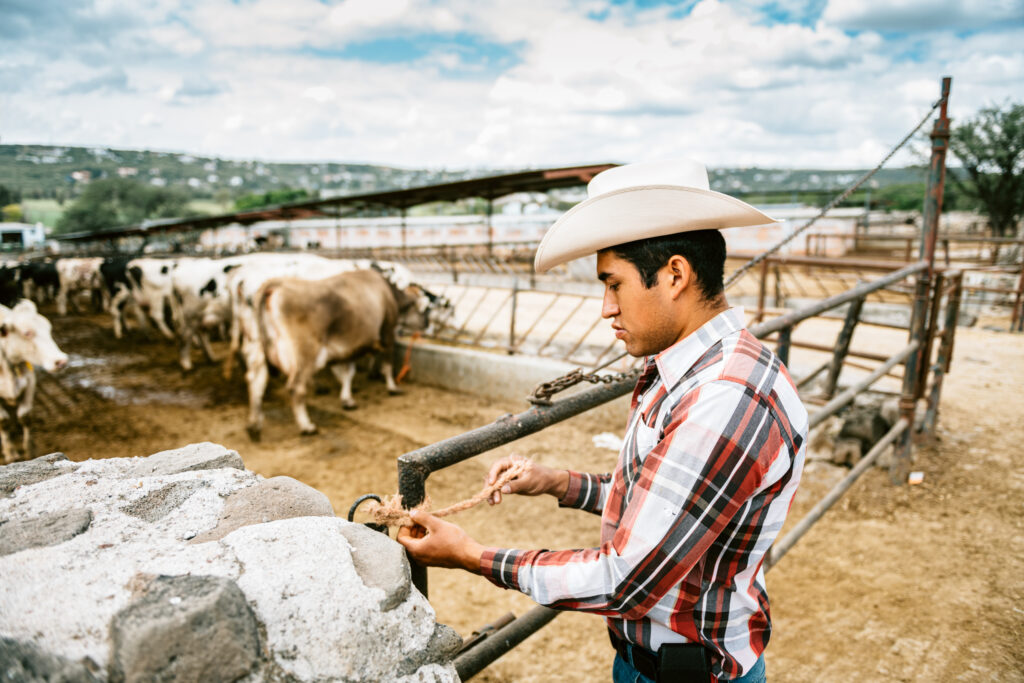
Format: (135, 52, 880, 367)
(0, 253, 454, 463)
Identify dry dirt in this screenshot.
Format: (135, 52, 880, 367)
(24, 308, 1024, 682)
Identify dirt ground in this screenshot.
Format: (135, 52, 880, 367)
(25, 307, 1024, 682)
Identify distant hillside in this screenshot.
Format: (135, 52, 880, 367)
(0, 144, 484, 202)
(0, 144, 932, 202)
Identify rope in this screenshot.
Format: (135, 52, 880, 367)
(396, 331, 420, 384)
(723, 96, 946, 290)
(365, 459, 530, 528)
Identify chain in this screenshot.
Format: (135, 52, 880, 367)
(723, 96, 946, 290)
(527, 352, 640, 405)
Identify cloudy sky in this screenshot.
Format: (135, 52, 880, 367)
(3, 0, 1022, 170)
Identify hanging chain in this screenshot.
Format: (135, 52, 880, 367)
(527, 352, 639, 405)
(723, 96, 946, 290)
(525, 95, 946, 405)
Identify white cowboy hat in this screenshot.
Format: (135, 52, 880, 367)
(533, 158, 778, 272)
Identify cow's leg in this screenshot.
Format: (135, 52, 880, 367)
(198, 331, 216, 363)
(110, 286, 131, 339)
(379, 355, 402, 395)
(223, 313, 243, 380)
(178, 332, 194, 372)
(151, 303, 176, 340)
(56, 286, 68, 316)
(288, 365, 319, 435)
(244, 340, 269, 442)
(330, 363, 358, 410)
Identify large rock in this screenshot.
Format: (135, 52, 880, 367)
(122, 442, 244, 478)
(191, 475, 334, 543)
(0, 637, 101, 683)
(0, 443, 459, 683)
(108, 575, 260, 683)
(0, 452, 75, 497)
(0, 508, 92, 557)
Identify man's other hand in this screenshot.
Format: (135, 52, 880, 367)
(486, 455, 570, 505)
(396, 510, 486, 573)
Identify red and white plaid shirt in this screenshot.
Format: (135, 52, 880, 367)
(480, 308, 807, 680)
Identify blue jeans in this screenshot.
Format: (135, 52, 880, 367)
(612, 651, 767, 683)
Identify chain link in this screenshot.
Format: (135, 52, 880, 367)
(527, 365, 641, 406)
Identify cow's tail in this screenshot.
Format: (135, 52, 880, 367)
(253, 280, 277, 360)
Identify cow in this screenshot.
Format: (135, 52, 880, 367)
(56, 257, 105, 315)
(0, 300, 69, 463)
(123, 257, 182, 339)
(19, 260, 59, 305)
(246, 267, 429, 440)
(0, 263, 22, 308)
(100, 255, 150, 339)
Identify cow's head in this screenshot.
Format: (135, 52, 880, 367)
(0, 300, 69, 372)
(395, 285, 453, 336)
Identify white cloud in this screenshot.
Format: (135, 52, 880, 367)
(2, 0, 1022, 169)
(822, 0, 1024, 31)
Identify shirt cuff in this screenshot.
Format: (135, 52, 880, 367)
(479, 547, 528, 591)
(558, 471, 604, 512)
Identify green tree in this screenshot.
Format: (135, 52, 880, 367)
(0, 184, 19, 208)
(55, 178, 194, 234)
(2, 204, 23, 222)
(234, 188, 314, 211)
(949, 102, 1024, 237)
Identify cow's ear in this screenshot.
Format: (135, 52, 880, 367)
(0, 324, 7, 337)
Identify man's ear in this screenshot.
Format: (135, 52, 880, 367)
(665, 255, 692, 298)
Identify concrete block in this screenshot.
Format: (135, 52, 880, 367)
(123, 443, 244, 478)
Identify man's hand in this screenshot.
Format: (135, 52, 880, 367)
(486, 455, 569, 505)
(396, 510, 486, 573)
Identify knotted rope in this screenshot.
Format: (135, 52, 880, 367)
(365, 459, 530, 528)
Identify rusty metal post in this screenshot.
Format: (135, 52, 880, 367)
(776, 326, 792, 366)
(822, 296, 865, 399)
(891, 78, 950, 482)
(916, 270, 945, 399)
(923, 272, 963, 435)
(508, 278, 518, 354)
(1012, 265, 1024, 332)
(773, 263, 784, 309)
(756, 259, 769, 322)
(920, 76, 951, 274)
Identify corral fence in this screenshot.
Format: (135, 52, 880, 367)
(346, 77, 971, 678)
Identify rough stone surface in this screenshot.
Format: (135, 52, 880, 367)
(0, 452, 75, 497)
(0, 637, 102, 683)
(120, 480, 209, 523)
(833, 438, 863, 467)
(192, 475, 334, 543)
(122, 442, 244, 478)
(339, 522, 412, 611)
(0, 443, 459, 683)
(0, 508, 93, 557)
(108, 574, 260, 683)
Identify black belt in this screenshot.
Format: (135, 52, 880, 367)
(609, 630, 711, 682)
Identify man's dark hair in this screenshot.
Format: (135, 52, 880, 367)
(609, 229, 727, 300)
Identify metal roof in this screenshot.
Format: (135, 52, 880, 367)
(56, 163, 617, 243)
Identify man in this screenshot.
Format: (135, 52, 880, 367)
(398, 159, 808, 682)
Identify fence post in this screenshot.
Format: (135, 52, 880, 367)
(891, 75, 951, 484)
(822, 295, 865, 399)
(756, 259, 770, 322)
(916, 270, 945, 400)
(923, 273, 963, 435)
(776, 326, 792, 366)
(508, 278, 518, 355)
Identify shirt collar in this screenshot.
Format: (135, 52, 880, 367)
(647, 307, 746, 388)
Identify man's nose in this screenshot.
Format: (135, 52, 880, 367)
(601, 293, 618, 319)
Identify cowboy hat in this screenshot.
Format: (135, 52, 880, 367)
(533, 158, 778, 272)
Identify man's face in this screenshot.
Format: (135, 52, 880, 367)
(597, 251, 682, 357)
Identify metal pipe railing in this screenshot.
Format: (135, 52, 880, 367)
(766, 418, 909, 569)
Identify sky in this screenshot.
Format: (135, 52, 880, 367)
(2, 0, 1022, 170)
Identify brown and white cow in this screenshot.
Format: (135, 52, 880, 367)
(56, 257, 104, 315)
(245, 268, 427, 440)
(0, 301, 69, 463)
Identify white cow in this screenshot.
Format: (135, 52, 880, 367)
(122, 257, 184, 340)
(0, 301, 69, 463)
(56, 257, 104, 315)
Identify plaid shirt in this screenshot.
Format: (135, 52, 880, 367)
(480, 308, 807, 680)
